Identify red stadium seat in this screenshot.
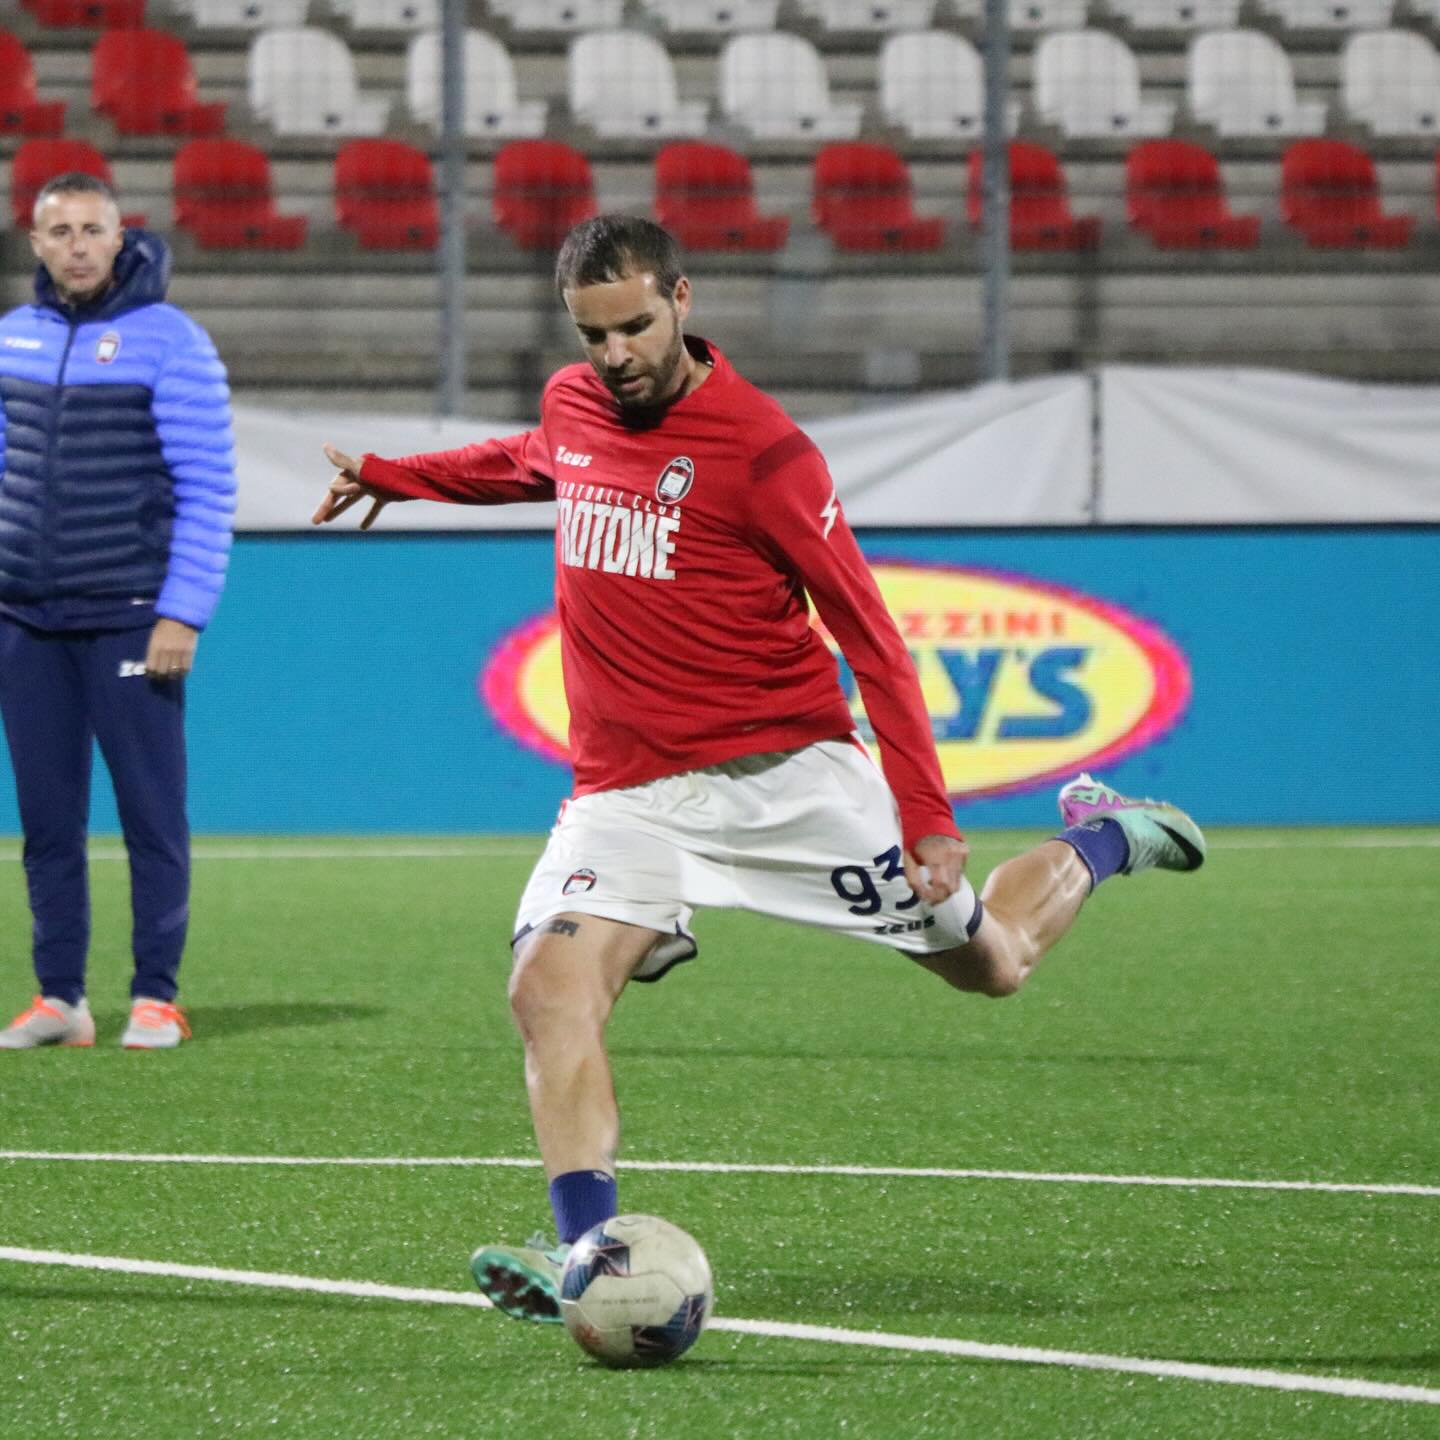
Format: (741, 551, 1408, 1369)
(334, 139, 439, 251)
(966, 142, 1101, 252)
(92, 29, 226, 137)
(10, 138, 148, 229)
(654, 142, 789, 253)
(1125, 140, 1259, 251)
(1280, 139, 1413, 249)
(21, 0, 146, 27)
(492, 140, 596, 251)
(0, 31, 67, 136)
(812, 142, 945, 253)
(173, 139, 307, 251)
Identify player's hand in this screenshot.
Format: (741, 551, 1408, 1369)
(314, 442, 389, 530)
(145, 617, 198, 681)
(904, 833, 969, 905)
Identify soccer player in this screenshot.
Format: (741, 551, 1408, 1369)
(313, 215, 1204, 1322)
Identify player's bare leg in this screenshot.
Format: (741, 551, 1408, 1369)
(507, 912, 660, 1178)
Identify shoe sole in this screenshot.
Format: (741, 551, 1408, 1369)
(471, 1254, 562, 1323)
(1156, 819, 1205, 871)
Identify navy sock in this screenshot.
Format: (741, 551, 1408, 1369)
(1056, 818, 1131, 891)
(549, 1169, 618, 1246)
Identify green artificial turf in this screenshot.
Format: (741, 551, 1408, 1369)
(0, 830, 1436, 1438)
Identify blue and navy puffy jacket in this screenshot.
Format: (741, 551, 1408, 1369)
(0, 229, 236, 632)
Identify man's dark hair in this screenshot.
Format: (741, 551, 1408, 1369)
(555, 214, 684, 300)
(34, 171, 118, 216)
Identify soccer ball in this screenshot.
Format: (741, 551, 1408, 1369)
(560, 1214, 714, 1369)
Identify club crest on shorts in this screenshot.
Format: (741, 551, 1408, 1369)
(95, 331, 121, 365)
(563, 867, 598, 896)
(656, 456, 694, 504)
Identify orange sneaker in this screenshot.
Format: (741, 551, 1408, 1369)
(0, 995, 95, 1050)
(121, 998, 191, 1050)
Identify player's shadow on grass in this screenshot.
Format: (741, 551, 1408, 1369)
(612, 1043, 1213, 1069)
(180, 1002, 384, 1038)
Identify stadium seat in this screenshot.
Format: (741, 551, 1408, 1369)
(720, 33, 863, 139)
(797, 0, 938, 29)
(1256, 0, 1392, 27)
(1008, 0, 1087, 29)
(21, 0, 145, 25)
(568, 30, 708, 138)
(492, 139, 596, 251)
(1107, 0, 1239, 28)
(812, 142, 946, 252)
(879, 30, 1019, 140)
(1188, 30, 1326, 137)
(654, 141, 789, 251)
(406, 30, 546, 137)
(966, 141, 1101, 251)
(334, 138, 438, 250)
(1280, 138, 1413, 248)
(91, 29, 227, 137)
(10, 138, 148, 228)
(489, 0, 624, 29)
(1033, 31, 1174, 137)
(173, 137, 308, 249)
(639, 0, 779, 31)
(1125, 138, 1259, 249)
(331, 0, 440, 28)
(186, 0, 309, 26)
(0, 30, 67, 136)
(249, 28, 391, 135)
(1342, 30, 1440, 136)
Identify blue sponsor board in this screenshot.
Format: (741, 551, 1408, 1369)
(0, 527, 1434, 833)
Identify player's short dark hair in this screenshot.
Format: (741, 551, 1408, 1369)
(33, 171, 118, 217)
(555, 215, 684, 300)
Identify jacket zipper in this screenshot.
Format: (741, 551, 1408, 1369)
(38, 313, 80, 596)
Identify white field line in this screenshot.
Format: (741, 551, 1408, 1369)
(1, 1150, 1437, 1198)
(0, 1245, 1436, 1408)
(0, 835, 1432, 863)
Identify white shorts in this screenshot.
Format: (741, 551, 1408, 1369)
(513, 738, 982, 981)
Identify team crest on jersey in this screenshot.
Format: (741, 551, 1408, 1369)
(656, 456, 694, 504)
(95, 331, 121, 365)
(563, 867, 598, 896)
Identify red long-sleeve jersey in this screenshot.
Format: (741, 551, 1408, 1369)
(359, 338, 959, 849)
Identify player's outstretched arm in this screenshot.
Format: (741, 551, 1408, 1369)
(905, 834, 970, 905)
(313, 442, 390, 530)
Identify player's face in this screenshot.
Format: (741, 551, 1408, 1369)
(564, 271, 692, 411)
(30, 192, 125, 307)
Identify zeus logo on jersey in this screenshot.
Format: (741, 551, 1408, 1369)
(555, 480, 682, 581)
(555, 446, 593, 467)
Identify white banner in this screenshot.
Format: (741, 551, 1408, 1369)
(233, 373, 1094, 531)
(1101, 367, 1440, 523)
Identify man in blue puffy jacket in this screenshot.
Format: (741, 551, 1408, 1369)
(0, 172, 236, 1050)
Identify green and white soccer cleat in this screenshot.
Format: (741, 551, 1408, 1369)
(470, 1234, 569, 1323)
(1058, 772, 1206, 875)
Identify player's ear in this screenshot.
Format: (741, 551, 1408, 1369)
(670, 275, 692, 323)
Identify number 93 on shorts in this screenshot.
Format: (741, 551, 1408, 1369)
(512, 737, 982, 976)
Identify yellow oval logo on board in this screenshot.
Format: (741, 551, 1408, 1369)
(482, 563, 1190, 801)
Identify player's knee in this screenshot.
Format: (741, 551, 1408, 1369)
(507, 947, 594, 1039)
(927, 946, 1022, 998)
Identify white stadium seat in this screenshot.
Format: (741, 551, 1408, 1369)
(331, 0, 439, 27)
(1256, 0, 1392, 27)
(568, 30, 708, 138)
(1008, 0, 1087, 29)
(188, 0, 310, 25)
(797, 0, 938, 29)
(1108, 0, 1239, 29)
(1187, 29, 1326, 136)
(878, 31, 1019, 138)
(1342, 29, 1440, 135)
(639, 0, 779, 29)
(407, 30, 547, 137)
(719, 32, 863, 139)
(248, 28, 391, 134)
(1033, 30, 1174, 136)
(489, 0, 625, 29)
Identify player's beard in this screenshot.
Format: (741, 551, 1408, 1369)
(608, 316, 687, 414)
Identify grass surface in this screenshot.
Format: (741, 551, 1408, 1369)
(0, 830, 1437, 1438)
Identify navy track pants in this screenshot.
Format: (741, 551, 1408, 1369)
(0, 618, 189, 1005)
